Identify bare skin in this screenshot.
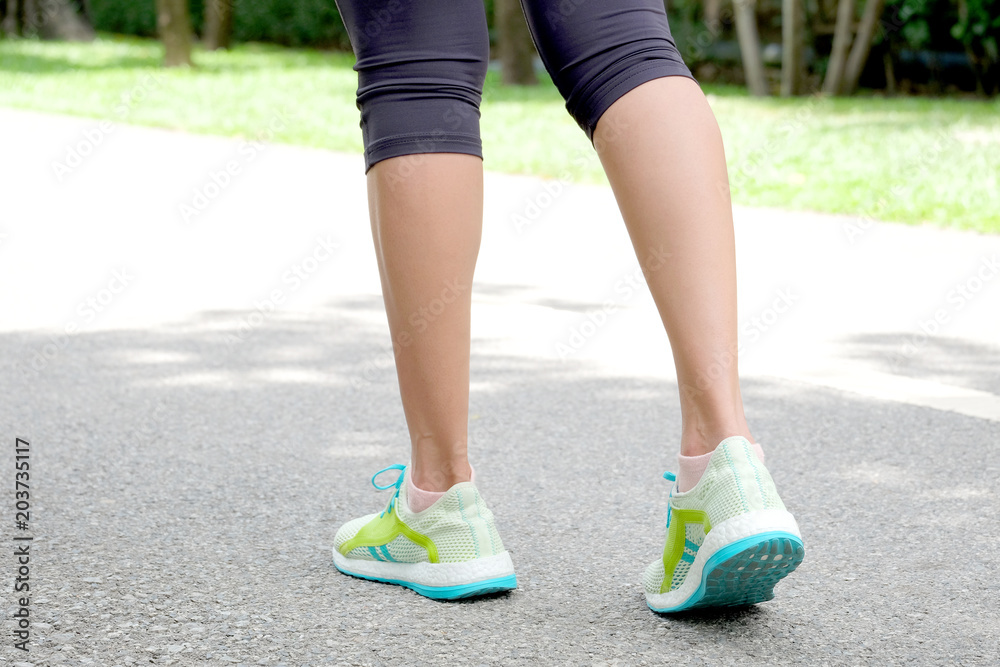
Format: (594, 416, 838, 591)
(593, 77, 754, 458)
(366, 76, 752, 492)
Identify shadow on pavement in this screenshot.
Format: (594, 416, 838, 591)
(2, 297, 997, 665)
(841, 333, 1000, 395)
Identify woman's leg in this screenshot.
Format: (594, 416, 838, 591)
(520, 0, 804, 613)
(592, 76, 751, 458)
(332, 0, 517, 601)
(366, 153, 480, 491)
(334, 0, 492, 491)
(518, 0, 750, 458)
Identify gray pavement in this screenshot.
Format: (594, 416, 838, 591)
(1, 108, 999, 666)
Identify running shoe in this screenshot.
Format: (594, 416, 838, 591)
(332, 464, 517, 600)
(644, 436, 805, 613)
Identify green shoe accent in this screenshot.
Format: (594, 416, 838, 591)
(660, 508, 712, 595)
(338, 506, 439, 563)
(332, 464, 516, 600)
(644, 437, 804, 611)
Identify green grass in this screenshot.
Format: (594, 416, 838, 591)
(2, 35, 998, 233)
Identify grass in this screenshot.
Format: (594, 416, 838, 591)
(1, 35, 998, 233)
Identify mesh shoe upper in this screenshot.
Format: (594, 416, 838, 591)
(334, 466, 505, 565)
(645, 437, 788, 595)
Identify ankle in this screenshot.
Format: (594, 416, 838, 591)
(410, 459, 473, 493)
(676, 437, 764, 492)
(680, 427, 754, 456)
(407, 464, 475, 512)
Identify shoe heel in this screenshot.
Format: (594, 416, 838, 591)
(415, 574, 518, 600)
(696, 531, 804, 609)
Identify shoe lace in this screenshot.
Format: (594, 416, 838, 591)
(371, 464, 407, 518)
(663, 471, 676, 530)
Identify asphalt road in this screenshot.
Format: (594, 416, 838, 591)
(1, 109, 999, 666)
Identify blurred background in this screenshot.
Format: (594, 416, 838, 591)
(0, 0, 997, 232)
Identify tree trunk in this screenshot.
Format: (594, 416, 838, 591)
(841, 0, 885, 94)
(157, 0, 193, 67)
(823, 0, 853, 94)
(203, 0, 233, 51)
(883, 50, 896, 95)
(733, 0, 767, 96)
(18, 0, 31, 34)
(496, 0, 537, 85)
(705, 0, 721, 26)
(822, 0, 854, 94)
(9, 0, 23, 36)
(35, 0, 94, 40)
(780, 0, 805, 95)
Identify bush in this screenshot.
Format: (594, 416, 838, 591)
(951, 0, 1000, 93)
(882, 0, 999, 93)
(89, 0, 158, 38)
(234, 0, 349, 48)
(88, 0, 352, 49)
(88, 0, 502, 51)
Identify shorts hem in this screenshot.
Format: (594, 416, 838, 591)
(582, 60, 697, 141)
(364, 133, 483, 173)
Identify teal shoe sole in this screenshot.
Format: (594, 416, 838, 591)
(335, 562, 517, 601)
(649, 531, 805, 613)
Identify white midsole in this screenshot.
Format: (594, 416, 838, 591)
(333, 549, 515, 588)
(645, 509, 801, 608)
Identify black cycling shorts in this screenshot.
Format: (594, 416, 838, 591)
(334, 0, 695, 172)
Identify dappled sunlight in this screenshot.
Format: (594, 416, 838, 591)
(113, 348, 198, 365)
(834, 461, 924, 488)
(247, 367, 342, 385)
(154, 370, 233, 387)
(2, 293, 998, 662)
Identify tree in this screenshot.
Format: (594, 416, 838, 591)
(1, 0, 93, 39)
(157, 0, 193, 67)
(953, 0, 999, 95)
(841, 0, 886, 94)
(496, 0, 537, 85)
(823, 0, 886, 95)
(204, 0, 234, 51)
(733, 0, 767, 95)
(780, 0, 805, 95)
(823, 0, 854, 94)
(704, 0, 721, 29)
